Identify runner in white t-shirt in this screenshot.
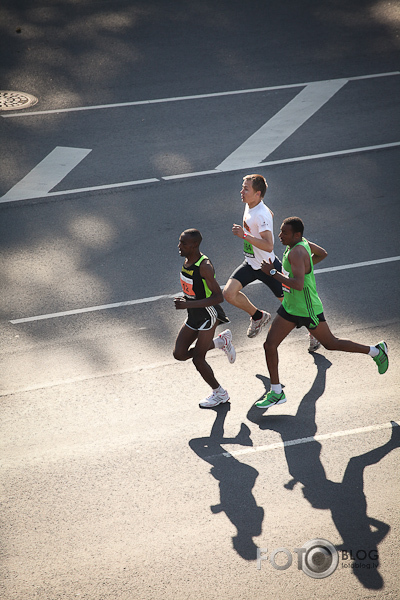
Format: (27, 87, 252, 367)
(223, 174, 283, 338)
(242, 200, 276, 270)
(223, 174, 320, 350)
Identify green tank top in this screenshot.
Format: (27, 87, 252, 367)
(282, 238, 323, 325)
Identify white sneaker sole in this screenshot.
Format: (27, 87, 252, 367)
(199, 396, 230, 409)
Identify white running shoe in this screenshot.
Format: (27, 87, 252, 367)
(199, 389, 230, 408)
(247, 311, 271, 338)
(218, 329, 236, 364)
(308, 333, 321, 353)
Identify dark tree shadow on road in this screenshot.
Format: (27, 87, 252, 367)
(247, 353, 400, 588)
(189, 403, 264, 560)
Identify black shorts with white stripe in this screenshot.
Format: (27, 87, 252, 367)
(185, 304, 229, 331)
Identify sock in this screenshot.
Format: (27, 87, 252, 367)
(213, 385, 223, 393)
(369, 346, 379, 357)
(213, 336, 224, 349)
(252, 309, 263, 321)
(271, 384, 282, 394)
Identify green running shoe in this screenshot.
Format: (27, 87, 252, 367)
(373, 341, 389, 374)
(255, 389, 287, 408)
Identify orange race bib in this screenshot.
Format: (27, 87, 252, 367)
(180, 273, 195, 297)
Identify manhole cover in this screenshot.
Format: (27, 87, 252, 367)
(0, 91, 38, 111)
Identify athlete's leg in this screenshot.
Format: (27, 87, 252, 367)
(264, 315, 296, 384)
(173, 324, 198, 361)
(308, 321, 370, 354)
(192, 324, 220, 388)
(223, 278, 258, 316)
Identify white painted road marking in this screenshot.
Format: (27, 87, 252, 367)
(40, 177, 160, 196)
(2, 72, 398, 117)
(0, 147, 92, 202)
(1, 71, 399, 203)
(9, 294, 179, 324)
(0, 71, 400, 203)
(1, 142, 399, 203)
(208, 421, 399, 460)
(9, 255, 400, 324)
(216, 80, 348, 171)
(165, 142, 400, 179)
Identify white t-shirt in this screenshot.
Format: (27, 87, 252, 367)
(243, 201, 275, 270)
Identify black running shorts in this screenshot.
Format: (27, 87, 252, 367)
(229, 258, 284, 299)
(277, 304, 326, 329)
(185, 304, 230, 331)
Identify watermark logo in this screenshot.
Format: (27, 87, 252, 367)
(257, 538, 339, 579)
(341, 549, 378, 571)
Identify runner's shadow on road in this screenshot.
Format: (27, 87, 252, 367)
(247, 353, 400, 589)
(189, 403, 264, 560)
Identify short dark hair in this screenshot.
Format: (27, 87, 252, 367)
(183, 228, 202, 245)
(283, 216, 304, 236)
(244, 174, 268, 198)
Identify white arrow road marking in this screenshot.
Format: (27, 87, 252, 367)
(0, 146, 92, 202)
(216, 79, 348, 171)
(1, 73, 398, 203)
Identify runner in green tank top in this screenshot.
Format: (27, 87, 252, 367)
(254, 217, 388, 409)
(281, 238, 324, 325)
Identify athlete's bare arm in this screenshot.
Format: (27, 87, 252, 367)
(308, 241, 328, 265)
(260, 245, 307, 291)
(232, 224, 274, 253)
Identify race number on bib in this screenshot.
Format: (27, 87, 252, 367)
(243, 239, 255, 257)
(180, 273, 195, 297)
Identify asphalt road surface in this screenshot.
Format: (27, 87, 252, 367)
(1, 2, 399, 599)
